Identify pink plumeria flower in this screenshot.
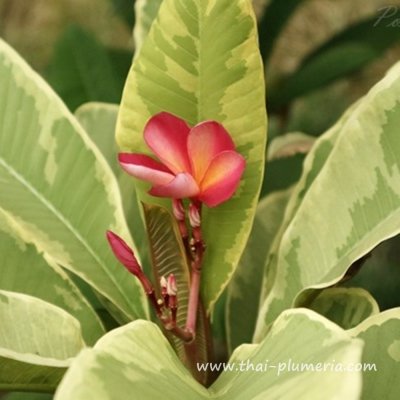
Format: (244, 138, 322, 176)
(119, 112, 246, 207)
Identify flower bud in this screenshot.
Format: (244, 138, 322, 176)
(160, 276, 168, 296)
(166, 274, 178, 296)
(172, 199, 185, 221)
(106, 231, 141, 276)
(189, 203, 201, 228)
(160, 276, 168, 290)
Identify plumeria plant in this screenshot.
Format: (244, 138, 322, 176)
(1, 1, 400, 399)
(113, 112, 245, 337)
(106, 113, 246, 381)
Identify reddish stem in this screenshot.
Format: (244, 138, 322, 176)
(169, 295, 178, 326)
(167, 325, 193, 342)
(137, 273, 164, 317)
(186, 264, 201, 334)
(185, 202, 205, 336)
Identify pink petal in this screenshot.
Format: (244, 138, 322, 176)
(106, 231, 141, 275)
(149, 172, 199, 199)
(119, 153, 175, 186)
(144, 112, 192, 174)
(199, 151, 246, 207)
(187, 121, 235, 183)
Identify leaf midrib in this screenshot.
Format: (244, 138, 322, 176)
(0, 157, 132, 318)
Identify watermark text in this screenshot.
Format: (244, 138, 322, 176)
(197, 359, 377, 376)
(374, 6, 400, 27)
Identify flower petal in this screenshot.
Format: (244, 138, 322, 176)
(187, 121, 235, 182)
(149, 172, 199, 199)
(144, 112, 191, 174)
(199, 151, 246, 207)
(119, 153, 174, 185)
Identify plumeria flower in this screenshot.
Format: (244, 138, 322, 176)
(119, 112, 246, 207)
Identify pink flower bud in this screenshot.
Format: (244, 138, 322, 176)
(166, 274, 177, 296)
(106, 231, 141, 276)
(189, 203, 201, 228)
(160, 276, 168, 296)
(160, 275, 168, 289)
(172, 199, 185, 221)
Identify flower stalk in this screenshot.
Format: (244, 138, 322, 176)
(186, 201, 205, 335)
(106, 231, 193, 342)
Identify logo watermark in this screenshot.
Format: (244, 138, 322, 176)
(374, 6, 400, 27)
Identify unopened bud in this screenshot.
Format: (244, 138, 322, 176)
(160, 276, 168, 296)
(172, 199, 185, 221)
(106, 231, 141, 276)
(189, 203, 201, 228)
(160, 276, 168, 289)
(167, 274, 178, 296)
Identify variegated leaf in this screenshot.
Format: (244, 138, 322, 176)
(256, 99, 357, 312)
(349, 309, 400, 400)
(133, 0, 163, 52)
(0, 209, 104, 345)
(74, 102, 149, 266)
(267, 132, 315, 160)
(116, 0, 267, 313)
(347, 234, 400, 310)
(55, 309, 362, 400)
(255, 63, 400, 340)
(309, 287, 379, 330)
(0, 291, 85, 392)
(74, 103, 121, 177)
(226, 188, 291, 353)
(0, 39, 148, 323)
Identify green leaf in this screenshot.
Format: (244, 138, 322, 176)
(105, 48, 134, 98)
(55, 309, 363, 399)
(261, 132, 315, 197)
(257, 100, 359, 322)
(349, 308, 400, 400)
(0, 210, 105, 345)
(46, 25, 124, 111)
(226, 188, 291, 353)
(213, 309, 363, 399)
(133, 0, 163, 52)
(142, 203, 212, 385)
(2, 393, 53, 400)
(280, 99, 360, 225)
(309, 287, 379, 329)
(267, 132, 315, 160)
(116, 0, 267, 313)
(110, 0, 136, 28)
(258, 0, 305, 65)
(0, 39, 147, 323)
(75, 103, 121, 175)
(0, 290, 85, 392)
(345, 234, 400, 310)
(260, 154, 305, 197)
(269, 16, 400, 110)
(255, 62, 400, 340)
(74, 102, 150, 273)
